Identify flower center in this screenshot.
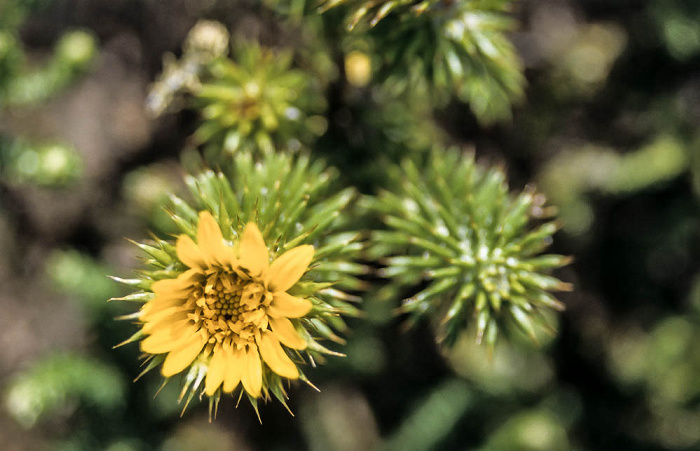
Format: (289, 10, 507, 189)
(188, 269, 272, 347)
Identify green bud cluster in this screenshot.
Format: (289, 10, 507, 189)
(369, 147, 571, 348)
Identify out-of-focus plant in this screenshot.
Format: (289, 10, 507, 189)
(1, 29, 97, 107)
(121, 163, 183, 232)
(382, 379, 474, 451)
(606, 315, 700, 448)
(323, 0, 525, 124)
(0, 0, 97, 109)
(45, 249, 121, 316)
(444, 330, 555, 395)
(4, 353, 126, 428)
(114, 150, 365, 415)
(548, 22, 627, 99)
(146, 20, 230, 117)
(148, 21, 327, 164)
(476, 409, 571, 451)
(650, 0, 700, 62)
(539, 135, 689, 236)
(0, 138, 83, 187)
(368, 147, 570, 349)
(0, 0, 96, 187)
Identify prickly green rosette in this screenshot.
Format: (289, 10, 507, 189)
(348, 0, 524, 124)
(114, 150, 365, 417)
(369, 147, 571, 349)
(191, 41, 327, 163)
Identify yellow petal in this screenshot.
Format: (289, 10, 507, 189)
(152, 269, 198, 297)
(140, 305, 188, 327)
(265, 245, 314, 292)
(142, 313, 189, 335)
(197, 211, 230, 265)
(141, 297, 186, 319)
(259, 332, 298, 379)
(176, 235, 208, 269)
(161, 334, 206, 377)
(218, 247, 240, 269)
(240, 346, 262, 397)
(205, 345, 226, 396)
(238, 223, 269, 277)
(269, 317, 307, 350)
(223, 347, 243, 393)
(141, 323, 196, 354)
(269, 292, 312, 318)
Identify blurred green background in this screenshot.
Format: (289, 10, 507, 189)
(0, 0, 699, 450)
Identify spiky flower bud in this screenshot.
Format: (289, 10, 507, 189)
(191, 41, 326, 161)
(114, 150, 365, 417)
(369, 147, 571, 349)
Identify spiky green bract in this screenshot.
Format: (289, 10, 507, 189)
(191, 42, 327, 163)
(342, 0, 524, 124)
(319, 0, 442, 29)
(116, 150, 366, 413)
(369, 147, 570, 349)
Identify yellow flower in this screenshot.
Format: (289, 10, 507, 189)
(139, 211, 314, 398)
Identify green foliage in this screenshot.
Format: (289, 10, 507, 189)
(539, 135, 689, 236)
(478, 410, 570, 451)
(0, 138, 83, 187)
(328, 0, 524, 124)
(651, 0, 700, 61)
(1, 29, 97, 107)
(0, 1, 96, 188)
(369, 147, 570, 348)
(319, 0, 441, 29)
(5, 353, 126, 428)
(0, 0, 97, 106)
(382, 379, 473, 451)
(0, 0, 49, 30)
(121, 163, 183, 232)
(45, 249, 121, 315)
(445, 332, 555, 395)
(606, 314, 700, 448)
